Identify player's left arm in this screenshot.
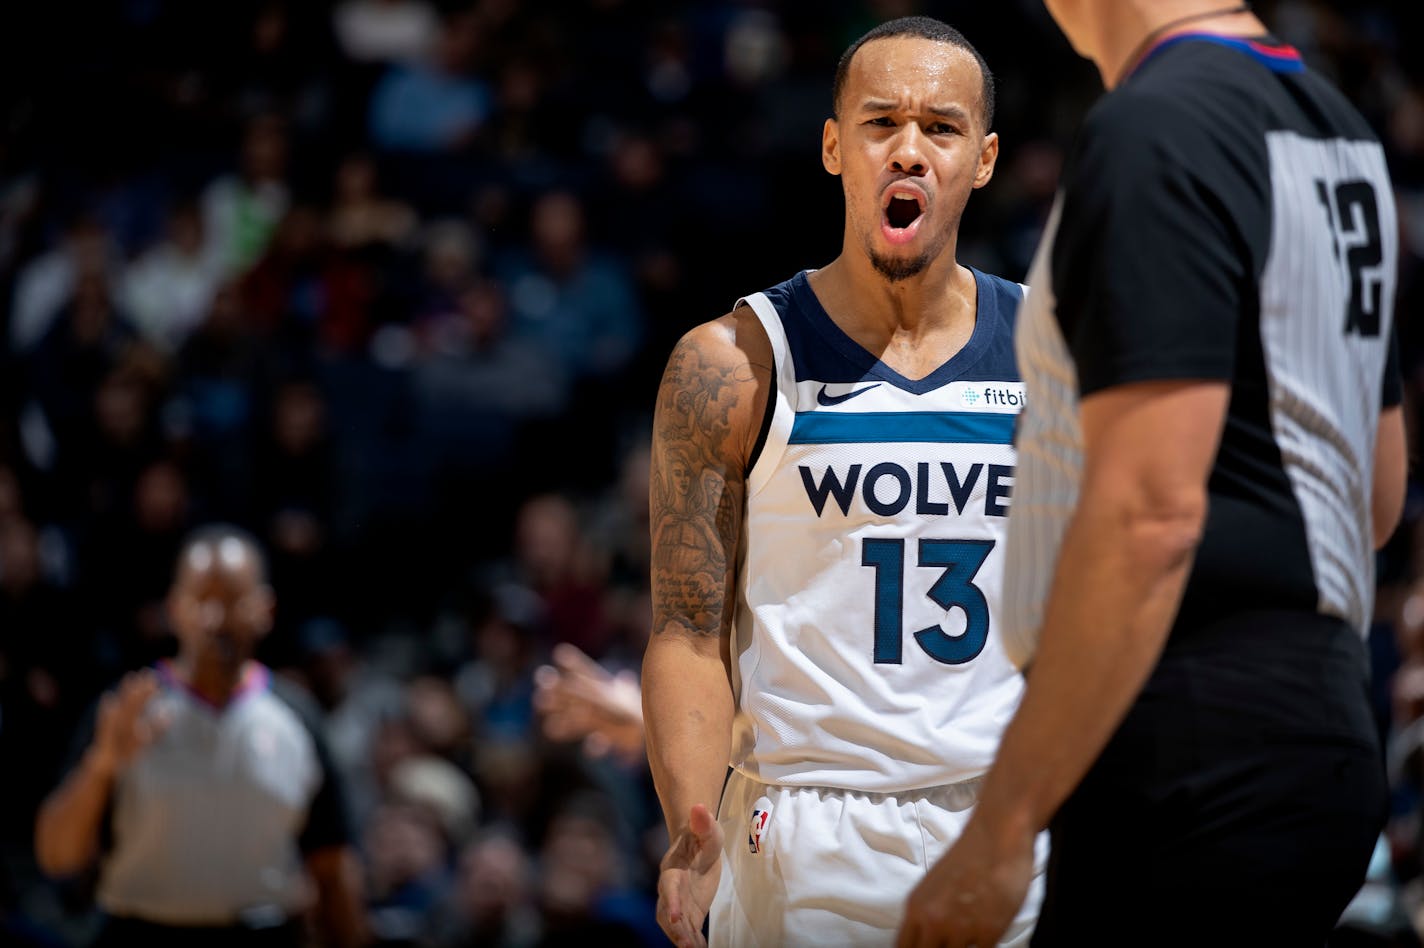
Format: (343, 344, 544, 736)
(900, 379, 1227, 947)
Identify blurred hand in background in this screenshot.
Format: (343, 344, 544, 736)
(534, 643, 644, 762)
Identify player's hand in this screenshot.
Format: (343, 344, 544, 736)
(656, 803, 723, 948)
(534, 644, 645, 761)
(90, 671, 170, 779)
(896, 811, 1035, 948)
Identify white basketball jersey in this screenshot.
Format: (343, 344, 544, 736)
(730, 269, 1028, 792)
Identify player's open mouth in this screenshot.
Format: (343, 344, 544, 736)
(881, 187, 925, 245)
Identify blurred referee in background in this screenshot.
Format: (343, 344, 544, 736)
(34, 526, 368, 947)
(901, 1, 1407, 945)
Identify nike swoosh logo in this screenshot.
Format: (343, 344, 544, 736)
(817, 383, 881, 406)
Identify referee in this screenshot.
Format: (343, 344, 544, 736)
(36, 526, 368, 947)
(899, 2, 1407, 946)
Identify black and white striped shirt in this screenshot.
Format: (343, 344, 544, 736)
(1002, 34, 1402, 667)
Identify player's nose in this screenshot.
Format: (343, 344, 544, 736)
(888, 126, 927, 176)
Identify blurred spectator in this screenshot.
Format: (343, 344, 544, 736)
(77, 362, 169, 526)
(585, 440, 652, 595)
(255, 380, 338, 630)
(174, 284, 270, 512)
(333, 0, 440, 66)
(388, 755, 480, 848)
(536, 795, 656, 947)
(367, 9, 493, 153)
(0, 465, 23, 524)
(471, 740, 541, 839)
(0, 518, 80, 846)
(82, 459, 191, 670)
(203, 115, 291, 279)
(10, 214, 116, 354)
(365, 801, 452, 945)
(413, 219, 482, 323)
(593, 132, 686, 298)
(500, 191, 643, 383)
(244, 204, 376, 353)
(329, 154, 418, 253)
(434, 828, 541, 948)
(120, 201, 222, 354)
(34, 526, 367, 947)
(297, 616, 407, 827)
(413, 278, 569, 485)
(506, 495, 610, 660)
(454, 583, 542, 745)
(405, 676, 472, 768)
(28, 273, 137, 459)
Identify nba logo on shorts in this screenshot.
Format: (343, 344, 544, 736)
(748, 806, 772, 854)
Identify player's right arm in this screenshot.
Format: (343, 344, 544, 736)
(35, 671, 165, 877)
(643, 308, 772, 948)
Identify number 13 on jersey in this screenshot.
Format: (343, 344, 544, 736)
(862, 537, 995, 665)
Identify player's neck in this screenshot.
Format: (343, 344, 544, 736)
(816, 249, 974, 339)
(1096, 3, 1265, 89)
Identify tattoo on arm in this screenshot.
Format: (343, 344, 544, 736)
(650, 334, 755, 638)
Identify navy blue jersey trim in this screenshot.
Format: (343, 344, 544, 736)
(774, 269, 1021, 393)
(745, 344, 777, 476)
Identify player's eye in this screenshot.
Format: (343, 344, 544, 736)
(928, 122, 957, 136)
(865, 116, 895, 127)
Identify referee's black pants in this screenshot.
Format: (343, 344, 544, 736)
(1031, 610, 1387, 947)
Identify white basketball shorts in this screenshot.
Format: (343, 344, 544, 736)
(709, 770, 1046, 947)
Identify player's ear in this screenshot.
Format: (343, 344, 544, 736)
(973, 131, 999, 189)
(822, 117, 842, 176)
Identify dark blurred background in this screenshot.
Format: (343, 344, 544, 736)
(0, 1, 1422, 945)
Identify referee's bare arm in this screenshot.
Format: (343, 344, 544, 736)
(902, 379, 1227, 946)
(1373, 405, 1406, 549)
(36, 671, 165, 877)
(305, 846, 370, 948)
(643, 310, 772, 948)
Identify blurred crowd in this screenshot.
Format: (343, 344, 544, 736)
(0, 0, 1422, 945)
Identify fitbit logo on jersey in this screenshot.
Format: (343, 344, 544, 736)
(799, 462, 1013, 518)
(961, 386, 1024, 408)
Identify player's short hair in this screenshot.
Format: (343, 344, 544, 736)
(832, 16, 996, 130)
(176, 523, 269, 585)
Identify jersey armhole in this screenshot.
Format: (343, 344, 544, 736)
(735, 292, 795, 497)
(745, 353, 777, 477)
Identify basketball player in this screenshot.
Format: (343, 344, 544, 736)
(643, 17, 1043, 947)
(898, 3, 1407, 946)
(36, 526, 367, 947)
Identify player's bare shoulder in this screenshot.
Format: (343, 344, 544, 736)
(654, 307, 773, 475)
(649, 307, 773, 639)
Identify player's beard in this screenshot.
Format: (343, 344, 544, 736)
(869, 247, 934, 282)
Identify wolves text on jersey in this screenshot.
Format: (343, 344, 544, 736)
(799, 461, 1013, 518)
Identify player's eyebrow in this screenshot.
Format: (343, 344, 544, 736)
(927, 104, 971, 122)
(857, 99, 970, 123)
